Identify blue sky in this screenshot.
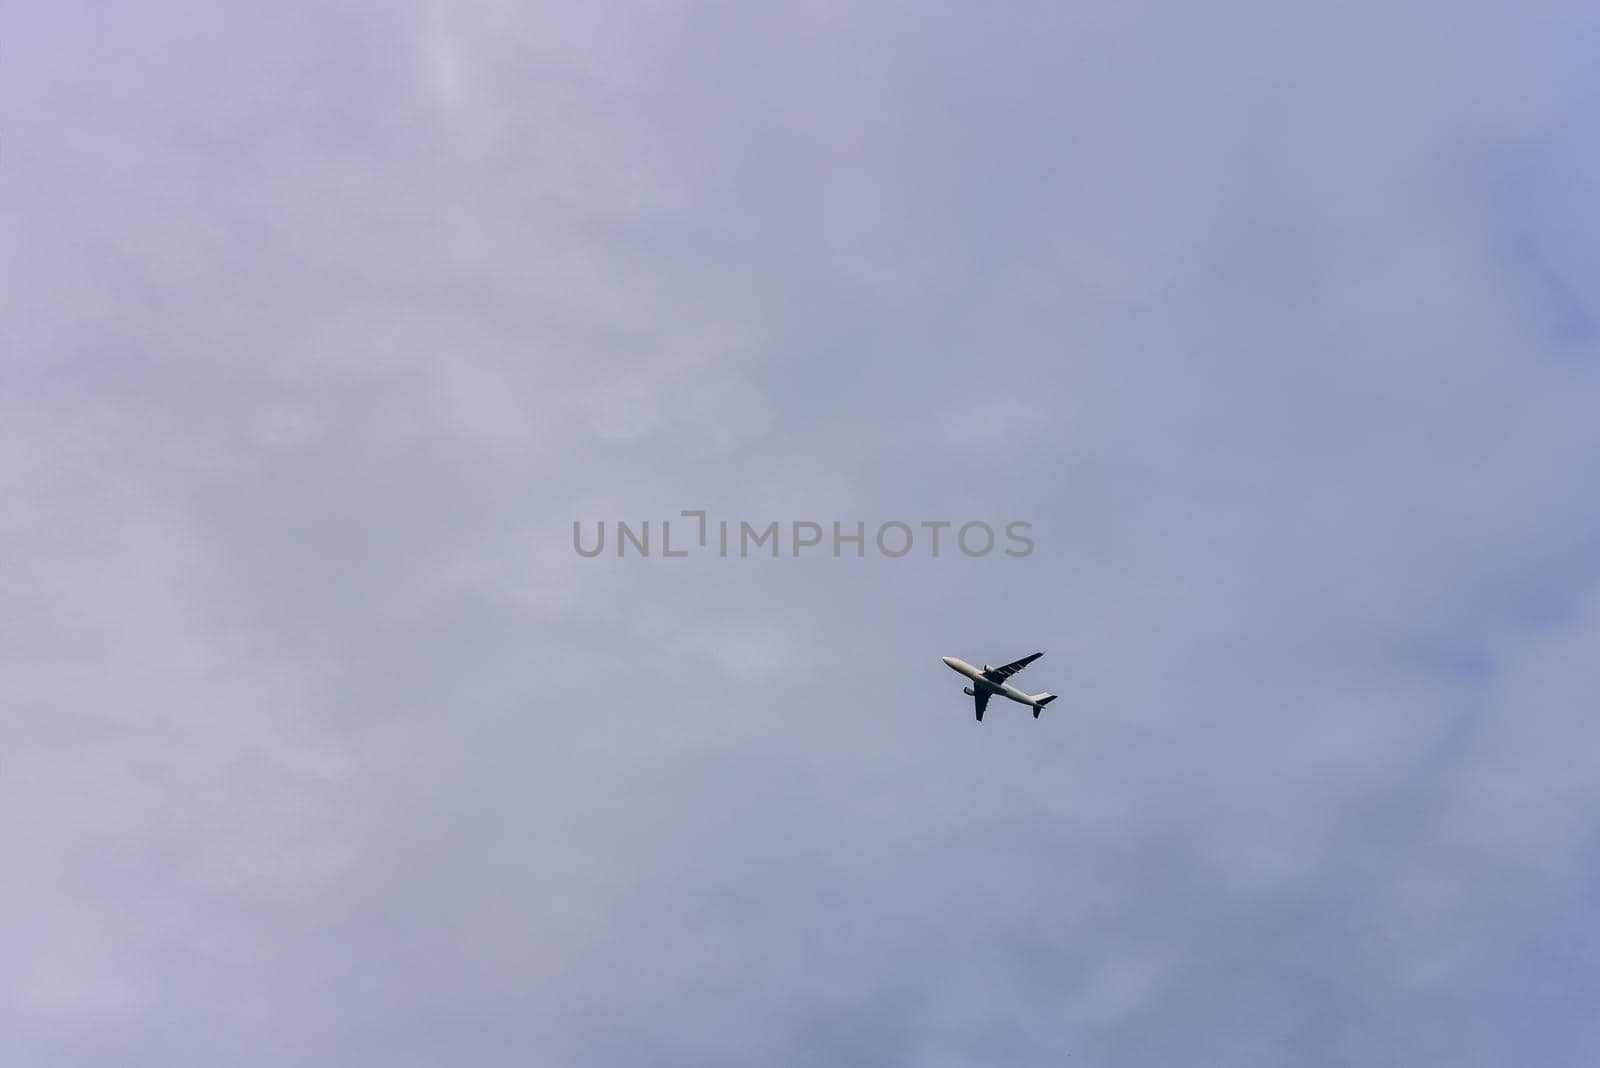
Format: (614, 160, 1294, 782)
(4, 2, 1599, 1064)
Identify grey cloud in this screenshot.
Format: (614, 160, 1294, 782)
(4, 1, 1600, 1065)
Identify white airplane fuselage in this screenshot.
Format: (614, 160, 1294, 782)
(941, 656, 1047, 709)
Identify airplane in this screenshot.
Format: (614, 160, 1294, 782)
(941, 652, 1057, 722)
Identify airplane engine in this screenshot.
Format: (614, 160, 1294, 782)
(963, 687, 975, 696)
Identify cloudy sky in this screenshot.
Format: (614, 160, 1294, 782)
(4, 1, 1600, 1064)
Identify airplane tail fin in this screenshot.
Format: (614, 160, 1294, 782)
(1031, 694, 1057, 719)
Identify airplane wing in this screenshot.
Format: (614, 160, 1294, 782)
(974, 689, 991, 722)
(986, 652, 1043, 683)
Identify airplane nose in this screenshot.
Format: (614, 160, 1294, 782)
(941, 656, 955, 667)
